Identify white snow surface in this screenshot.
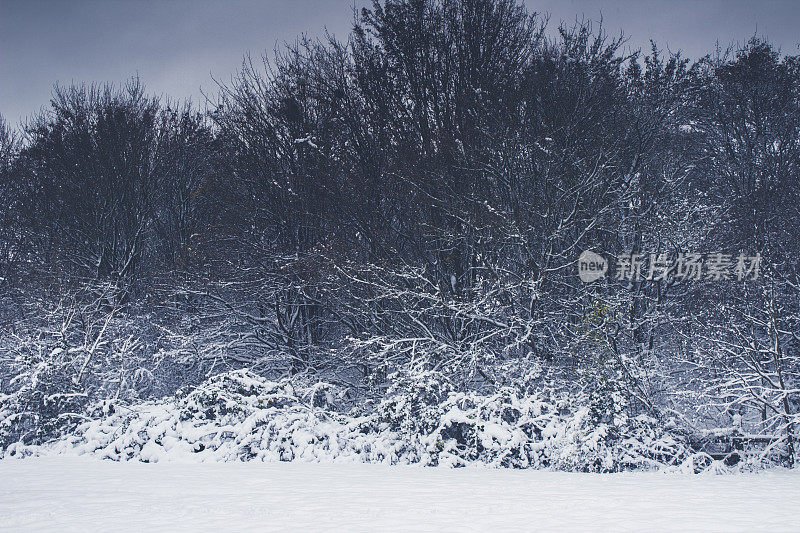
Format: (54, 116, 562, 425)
(1, 457, 798, 532)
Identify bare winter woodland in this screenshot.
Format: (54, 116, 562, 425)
(1, 0, 799, 471)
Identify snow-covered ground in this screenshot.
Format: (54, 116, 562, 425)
(0, 458, 797, 532)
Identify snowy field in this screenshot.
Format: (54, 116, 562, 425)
(0, 458, 798, 532)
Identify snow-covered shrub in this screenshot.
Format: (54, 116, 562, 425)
(3, 369, 690, 471)
(0, 332, 90, 451)
(378, 370, 453, 435)
(177, 369, 298, 421)
(425, 388, 539, 467)
(422, 387, 688, 471)
(4, 370, 394, 463)
(0, 291, 159, 452)
(543, 401, 689, 472)
(0, 354, 88, 450)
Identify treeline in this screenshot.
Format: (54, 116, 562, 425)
(0, 0, 798, 463)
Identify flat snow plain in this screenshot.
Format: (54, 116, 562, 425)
(0, 457, 798, 532)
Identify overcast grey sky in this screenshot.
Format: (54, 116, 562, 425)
(2, 0, 800, 128)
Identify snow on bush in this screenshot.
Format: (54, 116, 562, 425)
(0, 347, 89, 450)
(382, 370, 689, 471)
(2, 369, 692, 471)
